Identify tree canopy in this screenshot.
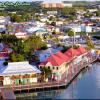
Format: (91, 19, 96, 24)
(67, 29, 76, 37)
(0, 34, 47, 62)
(86, 36, 95, 50)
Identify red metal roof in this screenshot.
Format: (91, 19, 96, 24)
(40, 46, 87, 66)
(40, 54, 65, 66)
(76, 46, 87, 56)
(54, 51, 71, 62)
(64, 48, 78, 58)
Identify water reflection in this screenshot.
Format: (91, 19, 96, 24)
(16, 63, 100, 99)
(56, 62, 100, 99)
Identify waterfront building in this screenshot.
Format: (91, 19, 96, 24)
(39, 50, 73, 81)
(64, 48, 79, 59)
(39, 46, 88, 81)
(0, 61, 41, 86)
(64, 46, 87, 62)
(39, 52, 68, 81)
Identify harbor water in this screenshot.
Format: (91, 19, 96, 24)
(16, 62, 100, 99)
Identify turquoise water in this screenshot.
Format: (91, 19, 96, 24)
(16, 62, 100, 99)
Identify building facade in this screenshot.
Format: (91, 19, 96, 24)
(0, 61, 41, 86)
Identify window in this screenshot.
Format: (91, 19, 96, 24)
(49, 4, 52, 8)
(48, 66, 50, 69)
(53, 67, 55, 69)
(57, 67, 58, 70)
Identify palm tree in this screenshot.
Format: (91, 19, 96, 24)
(86, 35, 95, 50)
(67, 29, 76, 47)
(40, 67, 52, 82)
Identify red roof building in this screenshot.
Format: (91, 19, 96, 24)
(40, 54, 65, 66)
(64, 48, 78, 59)
(54, 51, 71, 62)
(76, 46, 87, 56)
(39, 46, 87, 81)
(39, 52, 68, 81)
(64, 46, 87, 58)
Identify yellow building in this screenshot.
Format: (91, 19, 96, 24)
(39, 51, 70, 81)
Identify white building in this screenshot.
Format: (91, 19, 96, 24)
(88, 9, 98, 13)
(0, 61, 41, 86)
(47, 11, 58, 15)
(63, 24, 92, 33)
(0, 16, 10, 24)
(10, 32, 27, 39)
(91, 17, 100, 21)
(63, 3, 72, 7)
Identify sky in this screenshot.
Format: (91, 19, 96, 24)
(0, 0, 100, 2)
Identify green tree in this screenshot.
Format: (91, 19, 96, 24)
(68, 29, 76, 46)
(0, 34, 47, 62)
(9, 53, 25, 62)
(27, 35, 47, 50)
(40, 67, 52, 82)
(6, 25, 14, 33)
(9, 53, 17, 62)
(79, 31, 86, 38)
(96, 10, 100, 16)
(86, 36, 95, 50)
(0, 34, 18, 45)
(9, 13, 24, 22)
(17, 54, 25, 62)
(62, 7, 76, 16)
